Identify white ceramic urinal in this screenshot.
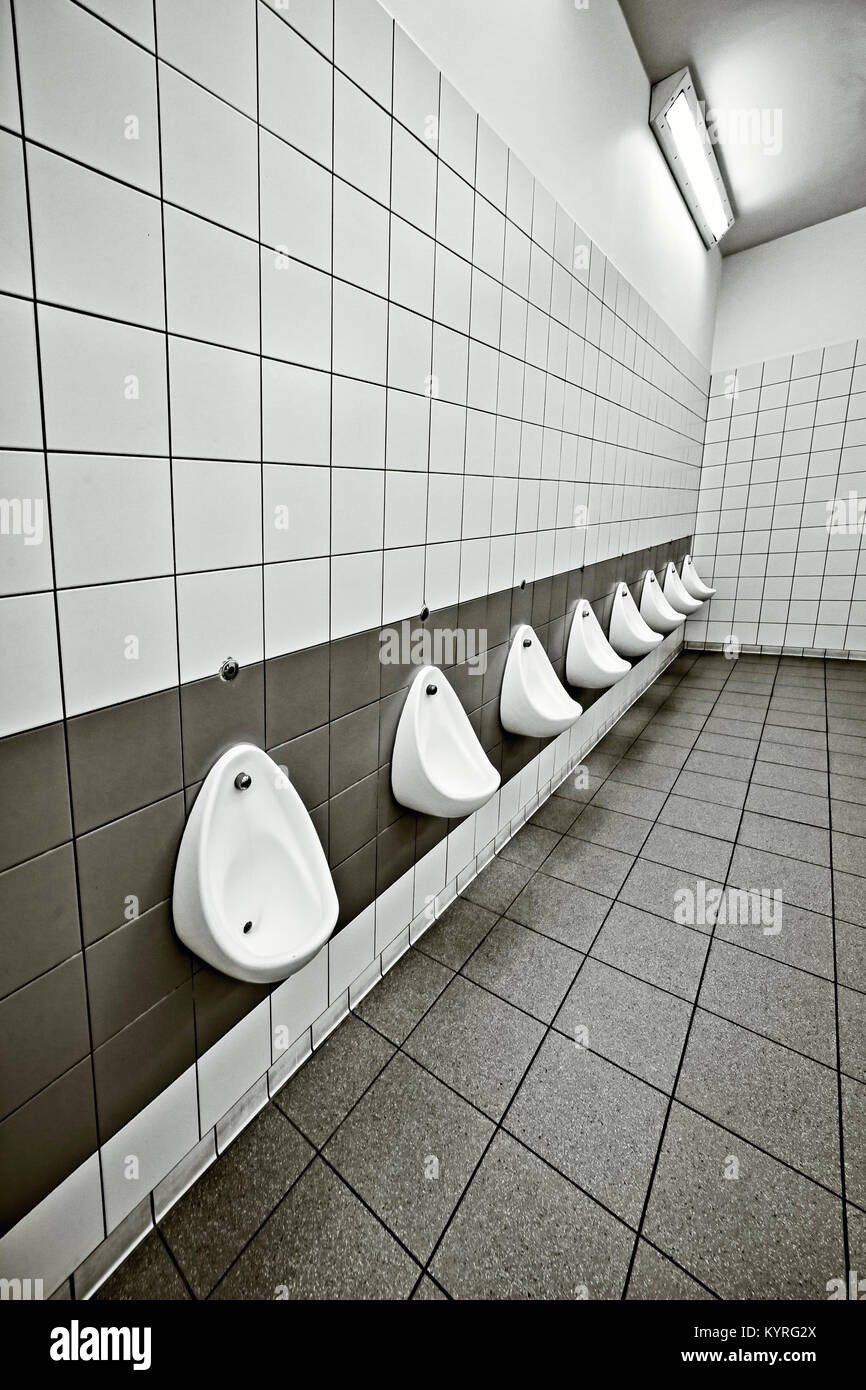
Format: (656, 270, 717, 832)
(500, 624, 583, 738)
(680, 553, 716, 600)
(639, 570, 686, 635)
(565, 599, 631, 688)
(609, 582, 664, 659)
(662, 560, 703, 615)
(173, 744, 338, 984)
(391, 665, 500, 818)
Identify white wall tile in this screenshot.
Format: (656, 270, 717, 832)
(0, 296, 42, 449)
(392, 23, 439, 144)
(155, 0, 257, 115)
(331, 468, 385, 553)
(333, 180, 390, 297)
(332, 378, 387, 469)
(173, 458, 262, 572)
(17, 0, 159, 192)
(0, 592, 62, 735)
(39, 306, 168, 454)
(333, 281, 388, 383)
(260, 252, 331, 369)
(176, 565, 263, 681)
(333, 72, 390, 204)
(271, 946, 328, 1058)
(0, 452, 53, 595)
(169, 336, 259, 461)
(165, 205, 258, 352)
(264, 557, 329, 656)
(334, 0, 393, 109)
(263, 463, 330, 562)
(328, 903, 375, 1002)
(0, 132, 30, 297)
(49, 454, 173, 586)
(58, 578, 178, 715)
(101, 1066, 198, 1233)
(331, 550, 382, 638)
(160, 64, 258, 237)
(197, 1001, 270, 1135)
(259, 130, 332, 272)
(262, 360, 330, 465)
(259, 3, 333, 167)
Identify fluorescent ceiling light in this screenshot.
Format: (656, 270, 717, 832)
(650, 68, 734, 248)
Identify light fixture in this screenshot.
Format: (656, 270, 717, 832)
(650, 67, 734, 248)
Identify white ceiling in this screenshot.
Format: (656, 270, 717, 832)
(618, 0, 866, 255)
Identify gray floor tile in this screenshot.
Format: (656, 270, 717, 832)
(753, 760, 825, 796)
(627, 737, 690, 770)
(833, 831, 866, 877)
(836, 919, 866, 992)
(673, 769, 748, 809)
(403, 974, 544, 1119)
(498, 823, 561, 869)
(728, 844, 832, 916)
(554, 957, 691, 1092)
(643, 1103, 844, 1299)
(568, 804, 652, 855)
(505, 871, 612, 951)
(833, 774, 866, 806)
(838, 985, 866, 1082)
(462, 856, 534, 914)
(608, 756, 680, 792)
(505, 1031, 667, 1225)
(95, 1230, 191, 1300)
(715, 900, 834, 979)
(554, 772, 604, 803)
(462, 917, 580, 1023)
(684, 748, 754, 782)
(411, 1275, 448, 1299)
(590, 901, 709, 1000)
(834, 871, 866, 927)
(211, 1158, 418, 1299)
(543, 837, 634, 897)
(694, 730, 759, 759)
(324, 1052, 493, 1261)
(588, 778, 667, 820)
(657, 793, 741, 842)
(738, 811, 831, 867)
(273, 1014, 394, 1146)
(841, 1075, 866, 1210)
(676, 1009, 841, 1190)
(618, 858, 722, 932)
(625, 1240, 715, 1301)
(698, 940, 836, 1066)
(355, 947, 453, 1044)
(640, 822, 733, 881)
(413, 897, 499, 971)
(430, 1130, 633, 1299)
(160, 1104, 313, 1298)
(745, 781, 830, 828)
(760, 739, 827, 773)
(831, 798, 866, 837)
(528, 794, 580, 833)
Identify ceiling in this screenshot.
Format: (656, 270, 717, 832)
(618, 0, 866, 255)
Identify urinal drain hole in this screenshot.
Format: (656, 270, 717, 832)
(242, 920, 253, 934)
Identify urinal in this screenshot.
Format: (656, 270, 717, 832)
(608, 582, 664, 659)
(565, 599, 631, 688)
(680, 554, 716, 600)
(173, 743, 338, 984)
(391, 665, 500, 818)
(639, 570, 686, 635)
(500, 624, 583, 738)
(662, 560, 703, 615)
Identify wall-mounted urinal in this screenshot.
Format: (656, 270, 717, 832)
(565, 599, 631, 689)
(173, 744, 338, 984)
(391, 665, 499, 818)
(608, 582, 664, 659)
(500, 624, 583, 738)
(680, 554, 716, 600)
(662, 560, 703, 615)
(639, 570, 686, 635)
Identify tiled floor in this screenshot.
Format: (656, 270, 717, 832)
(96, 652, 865, 1300)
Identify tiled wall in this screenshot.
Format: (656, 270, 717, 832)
(0, 0, 706, 1284)
(689, 338, 866, 656)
